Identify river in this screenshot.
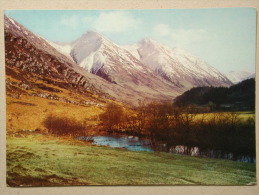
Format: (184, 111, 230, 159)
(77, 135, 255, 163)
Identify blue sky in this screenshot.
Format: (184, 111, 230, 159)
(5, 8, 256, 74)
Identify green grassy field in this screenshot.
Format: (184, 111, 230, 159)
(195, 111, 255, 122)
(6, 133, 256, 186)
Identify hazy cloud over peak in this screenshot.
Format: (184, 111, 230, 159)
(153, 24, 171, 36)
(92, 11, 142, 33)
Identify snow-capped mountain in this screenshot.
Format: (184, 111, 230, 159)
(46, 41, 73, 61)
(50, 31, 231, 93)
(4, 16, 182, 104)
(6, 15, 233, 105)
(226, 71, 255, 84)
(64, 31, 185, 100)
(70, 31, 146, 76)
(123, 38, 232, 88)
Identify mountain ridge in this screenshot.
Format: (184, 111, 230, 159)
(123, 38, 232, 87)
(4, 16, 180, 105)
(48, 30, 232, 90)
(226, 70, 255, 84)
(68, 29, 185, 99)
(5, 15, 233, 106)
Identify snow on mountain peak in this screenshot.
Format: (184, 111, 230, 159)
(68, 30, 148, 75)
(138, 38, 163, 50)
(226, 70, 255, 84)
(123, 37, 232, 87)
(81, 30, 104, 41)
(37, 28, 231, 88)
(70, 30, 108, 67)
(5, 16, 235, 105)
(139, 37, 156, 44)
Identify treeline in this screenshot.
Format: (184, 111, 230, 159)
(99, 102, 255, 161)
(174, 78, 255, 111)
(42, 97, 255, 161)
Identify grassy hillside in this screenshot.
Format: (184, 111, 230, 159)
(6, 133, 256, 186)
(6, 95, 104, 133)
(195, 111, 255, 122)
(5, 74, 256, 186)
(5, 70, 110, 135)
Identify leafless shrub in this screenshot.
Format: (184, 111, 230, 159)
(43, 114, 86, 136)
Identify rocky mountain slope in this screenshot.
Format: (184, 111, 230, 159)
(4, 16, 179, 105)
(5, 15, 233, 106)
(4, 16, 138, 105)
(5, 15, 109, 105)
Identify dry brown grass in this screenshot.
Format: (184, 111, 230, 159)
(6, 95, 104, 134)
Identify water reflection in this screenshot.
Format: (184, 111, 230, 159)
(78, 135, 153, 152)
(77, 136, 255, 163)
(170, 146, 199, 156)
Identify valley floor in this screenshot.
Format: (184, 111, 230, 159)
(6, 133, 256, 186)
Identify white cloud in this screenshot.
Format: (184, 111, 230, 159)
(153, 25, 214, 48)
(92, 11, 141, 33)
(170, 29, 209, 44)
(61, 15, 80, 29)
(168, 29, 219, 55)
(153, 24, 171, 36)
(60, 11, 141, 34)
(81, 16, 94, 23)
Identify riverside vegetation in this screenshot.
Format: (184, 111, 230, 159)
(7, 102, 256, 186)
(6, 107, 256, 186)
(5, 14, 256, 186)
(6, 79, 256, 186)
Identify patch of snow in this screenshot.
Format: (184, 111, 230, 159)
(47, 41, 73, 60)
(70, 30, 146, 74)
(79, 53, 95, 72)
(122, 44, 140, 59)
(9, 17, 21, 30)
(71, 31, 103, 64)
(36, 35, 73, 60)
(92, 52, 107, 74)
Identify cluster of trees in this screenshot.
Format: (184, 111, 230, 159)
(99, 102, 255, 161)
(99, 103, 145, 136)
(174, 78, 255, 111)
(42, 97, 255, 161)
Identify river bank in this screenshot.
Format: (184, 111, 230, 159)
(6, 133, 256, 186)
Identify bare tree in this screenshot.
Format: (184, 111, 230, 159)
(99, 103, 124, 132)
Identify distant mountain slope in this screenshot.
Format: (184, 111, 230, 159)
(226, 71, 255, 84)
(173, 78, 255, 110)
(4, 16, 135, 105)
(49, 31, 232, 95)
(46, 30, 186, 100)
(4, 16, 179, 105)
(123, 38, 232, 89)
(5, 16, 234, 106)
